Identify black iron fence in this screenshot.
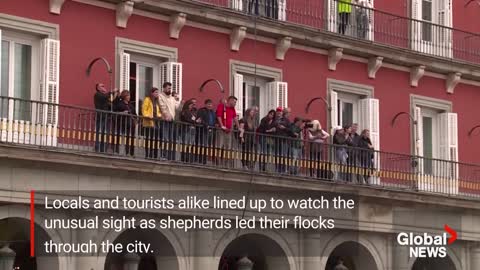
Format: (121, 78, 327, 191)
(195, 0, 480, 64)
(1, 96, 479, 198)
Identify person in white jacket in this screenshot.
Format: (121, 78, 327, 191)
(158, 82, 181, 160)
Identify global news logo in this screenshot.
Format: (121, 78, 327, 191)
(397, 225, 457, 258)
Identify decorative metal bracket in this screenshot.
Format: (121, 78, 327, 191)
(391, 112, 416, 127)
(469, 125, 480, 137)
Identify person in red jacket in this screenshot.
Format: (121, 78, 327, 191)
(216, 96, 241, 167)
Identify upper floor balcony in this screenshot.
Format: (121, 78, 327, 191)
(1, 96, 479, 200)
(192, 0, 480, 66)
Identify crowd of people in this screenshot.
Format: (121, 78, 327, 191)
(93, 82, 376, 183)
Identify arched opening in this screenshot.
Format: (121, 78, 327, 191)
(412, 256, 457, 270)
(104, 228, 178, 270)
(325, 241, 378, 270)
(218, 233, 290, 270)
(0, 217, 59, 270)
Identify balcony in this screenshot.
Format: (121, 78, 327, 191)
(192, 0, 480, 65)
(1, 96, 479, 199)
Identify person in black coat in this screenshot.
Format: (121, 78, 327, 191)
(180, 98, 198, 163)
(357, 129, 375, 184)
(112, 90, 136, 156)
(257, 110, 276, 172)
(196, 99, 216, 164)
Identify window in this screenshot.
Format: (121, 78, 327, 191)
(124, 54, 160, 115)
(336, 92, 360, 128)
(230, 0, 287, 21)
(231, 60, 286, 119)
(328, 80, 378, 146)
(233, 73, 287, 119)
(0, 26, 59, 146)
(411, 0, 452, 57)
(117, 38, 182, 115)
(412, 95, 458, 194)
(1, 32, 37, 120)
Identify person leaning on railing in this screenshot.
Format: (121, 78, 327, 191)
(158, 82, 181, 160)
(196, 99, 217, 164)
(307, 120, 330, 179)
(216, 96, 240, 167)
(333, 125, 354, 181)
(179, 98, 198, 163)
(239, 107, 258, 170)
(141, 87, 162, 159)
(338, 0, 352, 35)
(112, 90, 136, 156)
(288, 117, 305, 176)
(93, 83, 119, 153)
(257, 110, 276, 172)
(357, 129, 374, 184)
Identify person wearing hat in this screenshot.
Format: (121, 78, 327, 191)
(142, 87, 162, 159)
(307, 120, 330, 179)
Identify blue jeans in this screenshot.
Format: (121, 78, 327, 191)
(95, 112, 109, 153)
(162, 121, 176, 160)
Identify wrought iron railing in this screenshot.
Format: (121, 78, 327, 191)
(194, 0, 480, 64)
(0, 96, 479, 199)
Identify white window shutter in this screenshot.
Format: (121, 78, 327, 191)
(438, 112, 458, 162)
(414, 107, 424, 157)
(266, 81, 288, 110)
(437, 0, 453, 57)
(119, 52, 130, 92)
(366, 0, 375, 41)
(233, 73, 244, 118)
(277, 82, 288, 108)
(278, 0, 287, 21)
(330, 91, 338, 134)
(359, 98, 380, 151)
(159, 62, 183, 100)
(230, 0, 243, 11)
(40, 38, 60, 146)
(327, 0, 338, 32)
(411, 0, 422, 51)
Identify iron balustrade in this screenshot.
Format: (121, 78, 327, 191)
(194, 0, 480, 64)
(0, 96, 479, 198)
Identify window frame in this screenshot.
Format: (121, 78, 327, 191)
(327, 79, 374, 131)
(409, 94, 452, 157)
(230, 60, 283, 118)
(116, 37, 178, 88)
(2, 30, 41, 102)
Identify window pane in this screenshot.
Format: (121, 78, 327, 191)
(422, 0, 432, 42)
(13, 43, 31, 121)
(342, 102, 353, 127)
(423, 116, 433, 174)
(137, 65, 153, 115)
(1, 40, 9, 118)
(245, 85, 260, 122)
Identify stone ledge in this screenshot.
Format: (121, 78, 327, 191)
(0, 144, 479, 211)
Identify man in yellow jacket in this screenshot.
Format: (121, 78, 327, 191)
(338, 0, 352, 34)
(142, 87, 161, 159)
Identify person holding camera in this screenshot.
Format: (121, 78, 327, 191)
(93, 83, 119, 153)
